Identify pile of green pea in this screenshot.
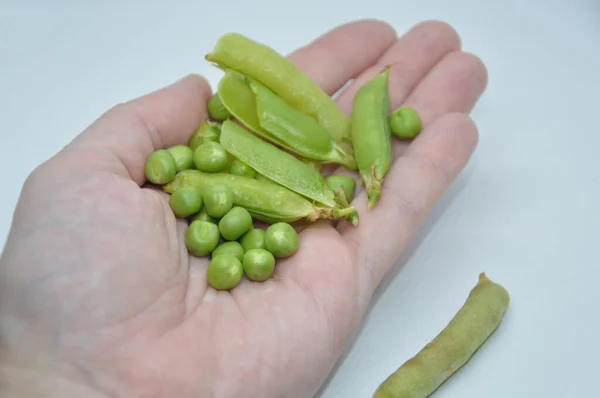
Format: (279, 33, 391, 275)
(144, 32, 423, 291)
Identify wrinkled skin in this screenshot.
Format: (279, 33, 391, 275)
(0, 19, 487, 398)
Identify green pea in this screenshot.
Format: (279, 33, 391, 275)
(206, 254, 243, 290)
(219, 206, 253, 241)
(166, 145, 194, 172)
(239, 228, 266, 252)
(185, 220, 220, 257)
(207, 93, 231, 121)
(220, 119, 340, 209)
(193, 141, 229, 173)
(169, 186, 203, 218)
(163, 170, 357, 224)
(264, 222, 299, 258)
(144, 149, 177, 185)
(242, 249, 275, 282)
(350, 67, 392, 209)
(325, 175, 357, 203)
(229, 159, 257, 178)
(191, 208, 216, 224)
(390, 106, 423, 139)
(212, 241, 245, 263)
(206, 33, 351, 144)
(203, 184, 234, 218)
(373, 273, 510, 398)
(188, 120, 221, 152)
(255, 173, 272, 183)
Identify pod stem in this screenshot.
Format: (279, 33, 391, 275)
(364, 165, 383, 209)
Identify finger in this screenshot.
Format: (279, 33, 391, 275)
(287, 19, 398, 95)
(63, 74, 212, 185)
(335, 20, 462, 114)
(340, 113, 479, 289)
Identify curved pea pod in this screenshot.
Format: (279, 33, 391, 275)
(249, 79, 357, 170)
(163, 170, 357, 224)
(350, 67, 393, 209)
(372, 273, 510, 398)
(205, 33, 351, 145)
(220, 119, 339, 209)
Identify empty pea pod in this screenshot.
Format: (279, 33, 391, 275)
(217, 70, 340, 167)
(249, 79, 356, 170)
(350, 67, 393, 209)
(205, 33, 351, 145)
(163, 170, 357, 225)
(373, 273, 510, 398)
(219, 119, 340, 209)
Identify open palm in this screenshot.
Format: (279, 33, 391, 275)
(0, 19, 487, 398)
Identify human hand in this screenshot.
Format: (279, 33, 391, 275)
(0, 19, 487, 398)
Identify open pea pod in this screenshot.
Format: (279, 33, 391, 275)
(249, 79, 357, 170)
(220, 119, 343, 209)
(217, 70, 354, 169)
(163, 170, 357, 224)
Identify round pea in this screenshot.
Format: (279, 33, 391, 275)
(207, 93, 231, 122)
(166, 145, 194, 172)
(188, 121, 221, 152)
(325, 175, 357, 203)
(191, 208, 216, 223)
(169, 186, 203, 218)
(207, 254, 243, 290)
(193, 141, 229, 173)
(144, 149, 177, 184)
(239, 228, 266, 252)
(243, 249, 275, 282)
(185, 220, 220, 257)
(203, 185, 234, 218)
(219, 206, 253, 241)
(390, 106, 422, 139)
(229, 159, 257, 178)
(212, 241, 245, 263)
(265, 222, 299, 258)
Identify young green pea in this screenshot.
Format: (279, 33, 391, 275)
(212, 241, 245, 263)
(243, 249, 275, 282)
(188, 120, 221, 152)
(191, 208, 216, 224)
(207, 93, 231, 121)
(185, 220, 220, 257)
(239, 228, 266, 252)
(193, 141, 229, 173)
(325, 175, 357, 203)
(166, 145, 194, 172)
(264, 222, 299, 258)
(219, 206, 253, 241)
(350, 67, 393, 209)
(373, 273, 510, 398)
(144, 149, 177, 185)
(229, 159, 257, 178)
(169, 186, 203, 218)
(390, 106, 422, 139)
(203, 185, 234, 218)
(206, 254, 244, 290)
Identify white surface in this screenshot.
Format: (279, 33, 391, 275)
(1, 1, 599, 397)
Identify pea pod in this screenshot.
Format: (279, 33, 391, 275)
(219, 119, 338, 209)
(249, 79, 357, 170)
(373, 273, 510, 398)
(205, 33, 351, 145)
(163, 170, 358, 225)
(350, 67, 393, 209)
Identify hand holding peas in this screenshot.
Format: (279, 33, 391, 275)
(0, 20, 488, 398)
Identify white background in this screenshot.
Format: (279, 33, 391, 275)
(1, 1, 599, 397)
